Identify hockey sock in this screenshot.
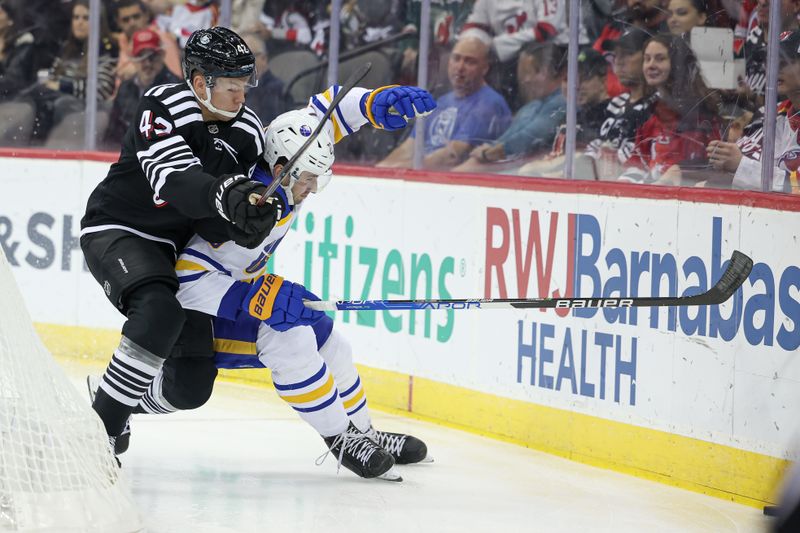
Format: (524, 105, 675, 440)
(338, 374, 372, 432)
(316, 330, 372, 432)
(93, 336, 164, 436)
(273, 361, 349, 438)
(135, 371, 178, 414)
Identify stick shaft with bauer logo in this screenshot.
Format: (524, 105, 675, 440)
(305, 251, 753, 312)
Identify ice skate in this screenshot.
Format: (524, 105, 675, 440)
(87, 375, 131, 455)
(318, 422, 402, 481)
(366, 426, 433, 464)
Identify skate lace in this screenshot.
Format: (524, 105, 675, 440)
(369, 429, 406, 457)
(315, 427, 380, 473)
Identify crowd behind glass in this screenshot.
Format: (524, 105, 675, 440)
(0, 0, 796, 194)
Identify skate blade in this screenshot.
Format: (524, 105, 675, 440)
(400, 454, 434, 465)
(377, 466, 403, 482)
(86, 375, 100, 403)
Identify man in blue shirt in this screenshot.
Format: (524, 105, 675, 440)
(454, 41, 567, 172)
(378, 36, 511, 170)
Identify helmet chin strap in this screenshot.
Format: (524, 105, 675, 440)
(188, 81, 241, 119)
(281, 181, 296, 206)
(280, 167, 301, 206)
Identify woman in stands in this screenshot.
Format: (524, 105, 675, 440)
(667, 0, 709, 36)
(619, 33, 721, 185)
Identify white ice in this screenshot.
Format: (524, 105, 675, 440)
(64, 362, 766, 533)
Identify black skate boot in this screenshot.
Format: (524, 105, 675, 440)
(319, 422, 401, 481)
(87, 375, 131, 455)
(366, 426, 433, 464)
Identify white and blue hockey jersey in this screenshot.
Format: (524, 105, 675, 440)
(175, 85, 372, 321)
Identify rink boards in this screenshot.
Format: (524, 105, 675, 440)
(2, 152, 799, 507)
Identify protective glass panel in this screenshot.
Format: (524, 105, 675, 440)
(2, 0, 794, 196)
(564, 2, 790, 194)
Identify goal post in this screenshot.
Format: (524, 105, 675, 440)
(0, 249, 142, 532)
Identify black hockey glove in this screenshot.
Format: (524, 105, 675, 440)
(210, 174, 284, 235)
(225, 223, 271, 249)
(193, 216, 271, 249)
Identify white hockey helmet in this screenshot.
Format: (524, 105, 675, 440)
(264, 109, 334, 204)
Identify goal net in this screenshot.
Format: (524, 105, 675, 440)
(0, 249, 141, 532)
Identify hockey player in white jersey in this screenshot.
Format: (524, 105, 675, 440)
(144, 84, 437, 481)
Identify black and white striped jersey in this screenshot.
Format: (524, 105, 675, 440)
(584, 93, 658, 165)
(583, 93, 631, 160)
(81, 82, 265, 248)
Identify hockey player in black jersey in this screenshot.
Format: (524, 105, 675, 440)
(80, 27, 320, 456)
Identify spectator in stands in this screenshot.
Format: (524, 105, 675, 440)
(733, 0, 757, 52)
(619, 33, 721, 185)
(593, 0, 668, 96)
(460, 0, 586, 63)
(453, 41, 566, 173)
(9, 0, 71, 73)
(167, 0, 216, 48)
(397, 0, 470, 92)
(0, 1, 35, 102)
(738, 0, 800, 103)
(140, 0, 180, 22)
(46, 0, 117, 100)
(608, 28, 649, 101)
(582, 0, 621, 44)
(460, 0, 588, 106)
(595, 0, 669, 51)
(1, 0, 118, 145)
(516, 47, 611, 177)
(135, 0, 182, 78)
(248, 1, 314, 56)
(103, 28, 179, 147)
(241, 32, 292, 125)
(343, 0, 394, 48)
(627, 0, 671, 32)
(581, 27, 654, 180)
(231, 0, 266, 36)
(706, 30, 800, 192)
(667, 0, 708, 35)
(114, 0, 150, 82)
(378, 36, 511, 170)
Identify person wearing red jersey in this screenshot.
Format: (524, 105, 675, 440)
(619, 33, 721, 185)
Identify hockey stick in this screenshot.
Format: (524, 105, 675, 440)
(254, 62, 373, 206)
(306, 250, 753, 311)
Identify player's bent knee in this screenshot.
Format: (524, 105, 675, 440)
(122, 282, 186, 357)
(164, 359, 218, 410)
(256, 321, 320, 370)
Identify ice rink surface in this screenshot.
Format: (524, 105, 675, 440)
(64, 362, 767, 533)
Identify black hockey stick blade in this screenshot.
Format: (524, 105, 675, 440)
(501, 249, 752, 309)
(256, 62, 373, 205)
(691, 249, 753, 305)
(305, 250, 754, 311)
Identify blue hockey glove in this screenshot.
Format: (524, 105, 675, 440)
(363, 85, 437, 131)
(244, 274, 324, 331)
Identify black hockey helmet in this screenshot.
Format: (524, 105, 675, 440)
(182, 27, 256, 87)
